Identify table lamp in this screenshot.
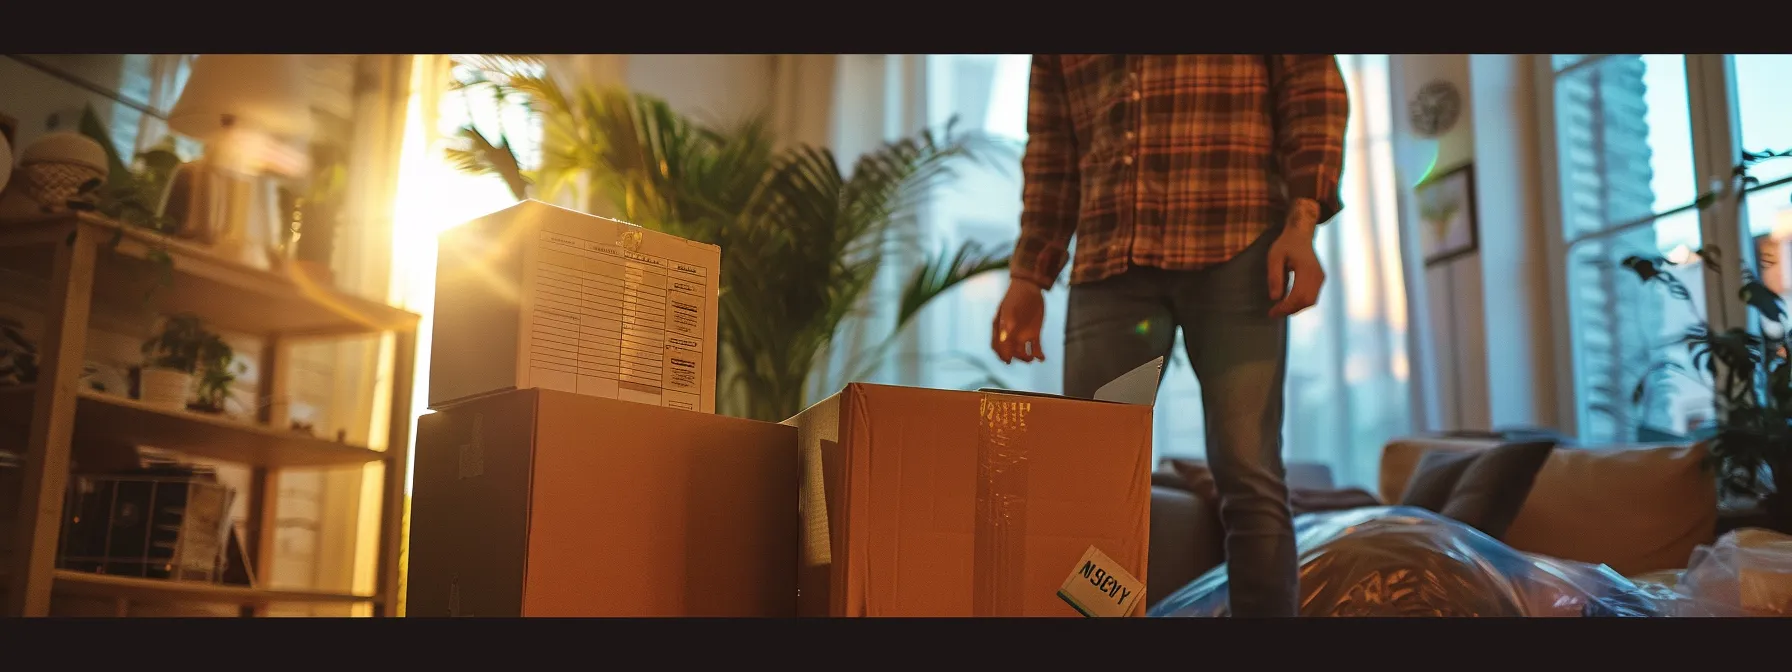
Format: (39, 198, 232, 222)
(165, 54, 314, 270)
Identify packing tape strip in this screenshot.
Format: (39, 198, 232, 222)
(973, 394, 1031, 616)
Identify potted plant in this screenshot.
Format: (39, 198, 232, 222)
(445, 58, 1018, 421)
(68, 105, 181, 234)
(191, 344, 243, 416)
(290, 139, 348, 286)
(140, 314, 234, 413)
(1625, 148, 1792, 526)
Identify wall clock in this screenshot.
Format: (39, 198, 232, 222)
(1408, 80, 1463, 138)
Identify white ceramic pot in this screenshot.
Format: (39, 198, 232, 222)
(139, 367, 193, 411)
(18, 132, 109, 208)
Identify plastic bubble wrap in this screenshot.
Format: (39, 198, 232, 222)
(1675, 527, 1792, 616)
(1149, 506, 1748, 617)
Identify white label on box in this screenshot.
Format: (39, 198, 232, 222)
(528, 228, 712, 408)
(1057, 546, 1144, 617)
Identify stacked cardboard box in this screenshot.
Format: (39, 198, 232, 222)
(408, 389, 797, 617)
(413, 203, 1155, 617)
(409, 379, 1154, 617)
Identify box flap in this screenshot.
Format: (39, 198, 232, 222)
(428, 386, 522, 411)
(978, 356, 1164, 406)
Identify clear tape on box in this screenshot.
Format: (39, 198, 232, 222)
(973, 394, 1031, 616)
(1149, 506, 1755, 617)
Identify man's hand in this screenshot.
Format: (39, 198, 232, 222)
(1267, 199, 1326, 318)
(992, 277, 1047, 364)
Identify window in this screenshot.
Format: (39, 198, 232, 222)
(1550, 55, 1708, 442)
(391, 54, 546, 460)
(1545, 54, 1786, 442)
(919, 55, 1411, 488)
(919, 55, 1066, 396)
(1736, 55, 1792, 252)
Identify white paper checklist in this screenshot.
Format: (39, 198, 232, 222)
(429, 200, 720, 413)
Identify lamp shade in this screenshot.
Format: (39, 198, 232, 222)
(167, 55, 315, 142)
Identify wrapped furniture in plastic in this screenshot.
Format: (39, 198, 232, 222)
(1149, 506, 1745, 617)
(1675, 528, 1792, 616)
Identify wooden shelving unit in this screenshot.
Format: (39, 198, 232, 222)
(0, 211, 419, 617)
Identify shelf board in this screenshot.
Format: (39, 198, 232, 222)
(0, 386, 388, 469)
(52, 570, 377, 606)
(0, 211, 419, 338)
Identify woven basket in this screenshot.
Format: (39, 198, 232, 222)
(20, 161, 105, 208)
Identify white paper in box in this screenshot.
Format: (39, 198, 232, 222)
(429, 200, 721, 413)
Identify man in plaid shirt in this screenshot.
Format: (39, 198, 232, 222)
(992, 55, 1349, 617)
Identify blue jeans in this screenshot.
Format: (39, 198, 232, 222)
(1063, 230, 1298, 617)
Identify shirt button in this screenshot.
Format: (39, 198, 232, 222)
(1122, 155, 1135, 166)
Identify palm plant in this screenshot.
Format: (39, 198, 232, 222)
(444, 57, 1018, 421)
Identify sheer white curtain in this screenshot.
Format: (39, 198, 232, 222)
(906, 54, 1410, 490)
(912, 55, 1065, 395)
(805, 55, 936, 399)
(1280, 55, 1410, 488)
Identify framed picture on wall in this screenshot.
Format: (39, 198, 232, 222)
(1417, 163, 1478, 266)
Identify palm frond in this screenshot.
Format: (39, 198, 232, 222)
(452, 54, 545, 81)
(842, 241, 1010, 384)
(446, 127, 530, 200)
(896, 241, 1012, 329)
(442, 59, 1010, 420)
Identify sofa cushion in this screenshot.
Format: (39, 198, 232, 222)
(1148, 485, 1224, 608)
(1501, 444, 1716, 576)
(1380, 437, 1489, 504)
(1397, 450, 1479, 511)
(1160, 459, 1337, 492)
(1381, 439, 1718, 576)
(1397, 440, 1557, 540)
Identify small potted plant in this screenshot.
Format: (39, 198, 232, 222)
(140, 314, 234, 412)
(191, 346, 243, 416)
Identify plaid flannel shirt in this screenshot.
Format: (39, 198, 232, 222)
(1013, 54, 1350, 288)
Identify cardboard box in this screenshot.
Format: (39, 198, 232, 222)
(786, 362, 1159, 617)
(430, 200, 721, 413)
(406, 388, 796, 617)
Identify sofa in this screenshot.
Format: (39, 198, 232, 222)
(1146, 435, 1719, 609)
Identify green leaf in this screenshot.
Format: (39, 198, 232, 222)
(77, 105, 133, 191)
(896, 241, 1011, 329)
(1741, 280, 1787, 322)
(138, 147, 183, 177)
(447, 126, 531, 200)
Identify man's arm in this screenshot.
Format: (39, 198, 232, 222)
(1011, 54, 1080, 290)
(1267, 56, 1350, 232)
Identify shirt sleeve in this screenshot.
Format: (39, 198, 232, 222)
(1012, 54, 1081, 289)
(1267, 55, 1350, 226)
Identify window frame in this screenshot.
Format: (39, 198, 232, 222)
(1536, 54, 1754, 439)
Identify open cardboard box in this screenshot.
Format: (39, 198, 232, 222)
(788, 358, 1162, 617)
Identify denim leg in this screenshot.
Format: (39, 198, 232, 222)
(1063, 270, 1177, 400)
(1173, 231, 1298, 617)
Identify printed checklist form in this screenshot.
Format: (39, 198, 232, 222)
(429, 200, 721, 413)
